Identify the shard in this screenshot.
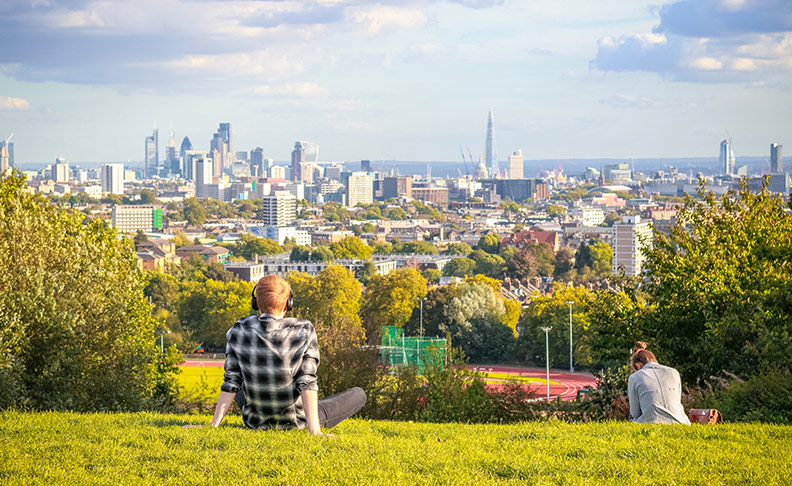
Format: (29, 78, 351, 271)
(485, 108, 496, 178)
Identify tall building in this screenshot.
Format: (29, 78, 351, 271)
(145, 128, 159, 177)
(507, 149, 523, 179)
(112, 205, 163, 233)
(179, 136, 193, 160)
(343, 171, 374, 207)
(771, 143, 783, 173)
(194, 156, 213, 199)
(361, 160, 371, 173)
(218, 122, 233, 164)
(603, 163, 632, 182)
(0, 139, 13, 173)
(54, 157, 69, 182)
(291, 141, 312, 183)
(485, 108, 497, 178)
(720, 139, 735, 175)
(166, 129, 178, 175)
(101, 163, 124, 195)
(250, 147, 265, 178)
(261, 192, 297, 227)
(612, 215, 653, 277)
(383, 176, 413, 199)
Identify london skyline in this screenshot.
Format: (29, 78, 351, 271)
(0, 0, 790, 165)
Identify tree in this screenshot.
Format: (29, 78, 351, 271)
(139, 189, 156, 204)
(507, 248, 539, 279)
(443, 257, 477, 277)
(361, 268, 427, 342)
(183, 197, 206, 226)
(134, 230, 149, 246)
(0, 172, 177, 411)
(515, 283, 594, 369)
(546, 204, 567, 217)
(554, 249, 574, 278)
(477, 233, 501, 254)
(330, 236, 373, 260)
(290, 245, 335, 263)
(226, 233, 282, 260)
(589, 241, 612, 275)
(443, 242, 472, 256)
(176, 279, 253, 348)
(396, 240, 437, 255)
(636, 179, 792, 382)
(371, 240, 393, 255)
(356, 261, 378, 285)
(469, 249, 506, 279)
(423, 268, 441, 283)
(527, 241, 555, 276)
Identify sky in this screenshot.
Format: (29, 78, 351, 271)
(1, 0, 791, 166)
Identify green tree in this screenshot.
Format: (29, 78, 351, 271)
(361, 268, 427, 342)
(443, 242, 472, 256)
(527, 241, 555, 276)
(443, 257, 477, 277)
(330, 236, 373, 260)
(0, 172, 177, 411)
(423, 268, 442, 283)
(638, 179, 792, 382)
(356, 261, 378, 285)
(176, 279, 253, 348)
(506, 248, 539, 279)
(469, 249, 506, 279)
(171, 230, 193, 249)
(589, 241, 612, 275)
(477, 233, 501, 254)
(134, 230, 149, 246)
(371, 240, 393, 255)
(396, 240, 437, 255)
(183, 197, 206, 226)
(546, 204, 567, 217)
(226, 233, 283, 260)
(139, 189, 156, 204)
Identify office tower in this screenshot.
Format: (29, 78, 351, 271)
(218, 122, 234, 164)
(383, 176, 413, 199)
(361, 160, 371, 173)
(720, 139, 735, 175)
(485, 108, 497, 178)
(343, 171, 374, 207)
(612, 215, 653, 277)
(291, 141, 307, 182)
(250, 147, 265, 178)
(145, 128, 158, 178)
(507, 149, 523, 179)
(261, 192, 297, 227)
(101, 163, 124, 195)
(270, 165, 287, 179)
(179, 136, 193, 160)
(183, 150, 205, 181)
(112, 205, 163, 233)
(771, 143, 783, 173)
(195, 156, 213, 199)
(493, 178, 546, 203)
(603, 163, 632, 182)
(166, 129, 178, 175)
(54, 157, 69, 182)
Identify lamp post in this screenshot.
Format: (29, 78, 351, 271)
(566, 301, 574, 373)
(540, 326, 552, 401)
(156, 329, 171, 353)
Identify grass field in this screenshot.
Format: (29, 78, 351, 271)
(1, 411, 789, 485)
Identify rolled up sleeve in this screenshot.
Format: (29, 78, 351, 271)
(294, 325, 320, 394)
(220, 329, 243, 394)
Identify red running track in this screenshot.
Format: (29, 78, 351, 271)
(181, 361, 598, 402)
(470, 365, 598, 402)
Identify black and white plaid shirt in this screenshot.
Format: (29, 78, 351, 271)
(220, 314, 320, 430)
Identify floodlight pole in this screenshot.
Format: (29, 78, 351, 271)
(541, 326, 552, 401)
(568, 301, 573, 373)
(418, 297, 426, 338)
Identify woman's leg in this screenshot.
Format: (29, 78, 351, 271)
(317, 387, 367, 428)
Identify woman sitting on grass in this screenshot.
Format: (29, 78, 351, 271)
(627, 342, 690, 425)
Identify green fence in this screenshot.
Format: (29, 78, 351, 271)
(380, 326, 446, 372)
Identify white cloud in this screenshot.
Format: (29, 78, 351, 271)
(0, 96, 31, 110)
(255, 82, 329, 97)
(346, 6, 426, 35)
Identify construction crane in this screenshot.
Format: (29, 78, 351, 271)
(459, 147, 469, 176)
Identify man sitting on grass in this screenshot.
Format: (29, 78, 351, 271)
(208, 274, 366, 436)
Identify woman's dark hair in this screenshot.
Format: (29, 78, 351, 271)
(630, 341, 657, 368)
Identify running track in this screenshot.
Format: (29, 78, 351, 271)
(181, 361, 598, 402)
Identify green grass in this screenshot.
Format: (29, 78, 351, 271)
(1, 411, 789, 485)
(178, 366, 224, 392)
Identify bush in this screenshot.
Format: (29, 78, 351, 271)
(685, 370, 792, 424)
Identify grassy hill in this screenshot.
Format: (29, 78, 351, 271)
(1, 411, 790, 485)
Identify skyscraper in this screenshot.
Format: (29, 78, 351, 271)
(720, 139, 735, 175)
(485, 108, 497, 178)
(54, 157, 69, 182)
(343, 171, 374, 207)
(261, 192, 297, 227)
(166, 129, 178, 175)
(507, 149, 523, 179)
(218, 122, 234, 164)
(179, 136, 193, 160)
(145, 128, 159, 178)
(250, 147, 265, 178)
(101, 163, 124, 195)
(0, 142, 9, 176)
(771, 143, 783, 173)
(194, 156, 213, 199)
(291, 142, 306, 182)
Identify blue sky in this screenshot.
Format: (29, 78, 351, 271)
(1, 0, 790, 165)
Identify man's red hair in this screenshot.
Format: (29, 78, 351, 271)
(255, 275, 291, 314)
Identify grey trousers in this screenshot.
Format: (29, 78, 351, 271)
(235, 386, 367, 428)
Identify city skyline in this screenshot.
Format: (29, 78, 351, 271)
(0, 1, 791, 165)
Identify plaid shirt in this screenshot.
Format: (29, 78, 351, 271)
(220, 314, 320, 430)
